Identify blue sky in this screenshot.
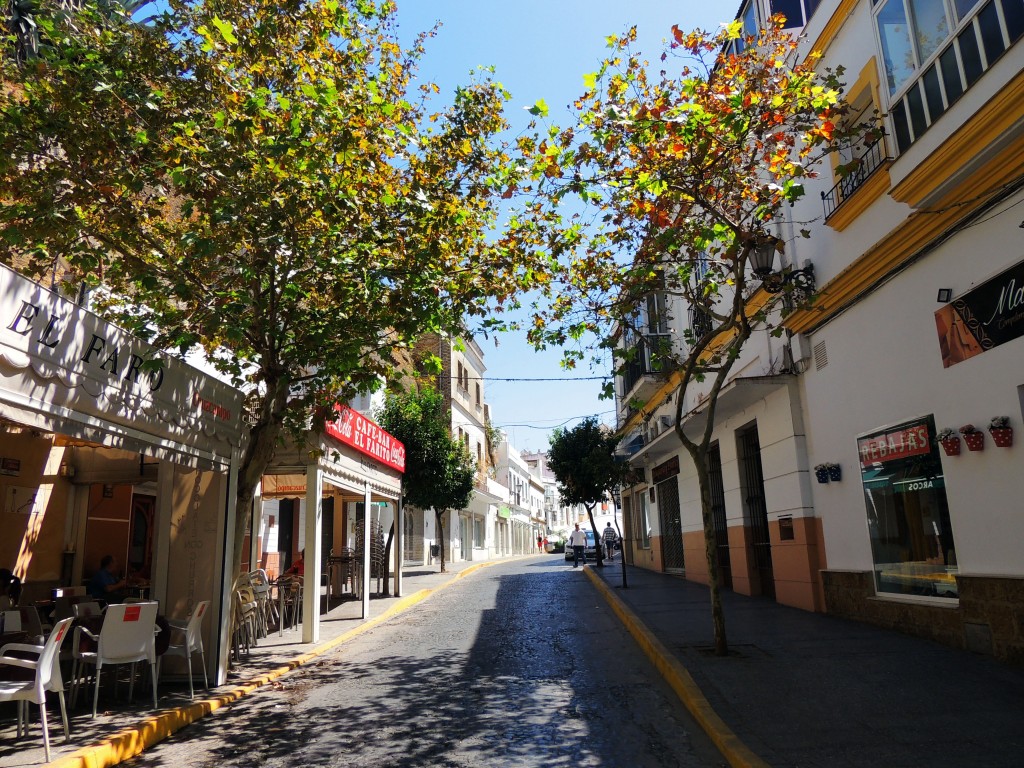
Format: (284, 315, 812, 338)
(392, 2, 732, 450)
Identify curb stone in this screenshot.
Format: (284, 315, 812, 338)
(583, 566, 768, 768)
(48, 556, 531, 768)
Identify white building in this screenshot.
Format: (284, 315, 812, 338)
(614, 0, 1024, 663)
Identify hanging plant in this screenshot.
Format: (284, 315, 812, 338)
(935, 428, 961, 456)
(989, 417, 1013, 448)
(959, 424, 984, 452)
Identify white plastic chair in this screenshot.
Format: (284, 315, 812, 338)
(162, 600, 209, 700)
(0, 617, 74, 762)
(75, 602, 160, 717)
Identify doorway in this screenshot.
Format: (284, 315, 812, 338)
(127, 494, 155, 580)
(738, 424, 774, 599)
(278, 498, 295, 572)
(657, 477, 685, 572)
(707, 444, 732, 590)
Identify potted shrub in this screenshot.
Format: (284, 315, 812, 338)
(935, 428, 961, 456)
(959, 424, 984, 452)
(813, 464, 830, 484)
(989, 416, 1013, 448)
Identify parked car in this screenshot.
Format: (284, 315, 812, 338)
(564, 530, 598, 561)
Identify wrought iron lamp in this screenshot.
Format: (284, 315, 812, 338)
(749, 234, 815, 295)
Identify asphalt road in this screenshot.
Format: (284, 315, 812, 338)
(127, 557, 725, 768)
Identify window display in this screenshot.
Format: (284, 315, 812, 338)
(858, 416, 958, 599)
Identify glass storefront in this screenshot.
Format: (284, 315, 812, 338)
(858, 416, 958, 599)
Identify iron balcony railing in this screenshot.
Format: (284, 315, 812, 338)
(621, 332, 672, 396)
(821, 138, 889, 220)
(689, 305, 714, 341)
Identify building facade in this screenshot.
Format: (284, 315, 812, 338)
(615, 0, 1024, 663)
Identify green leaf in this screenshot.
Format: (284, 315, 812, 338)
(211, 17, 238, 45)
(528, 99, 549, 118)
(582, 72, 597, 90)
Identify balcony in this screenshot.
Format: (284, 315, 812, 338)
(688, 305, 714, 341)
(822, 138, 889, 220)
(620, 332, 673, 402)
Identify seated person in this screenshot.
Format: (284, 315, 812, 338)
(0, 568, 21, 607)
(89, 555, 127, 603)
(284, 550, 305, 577)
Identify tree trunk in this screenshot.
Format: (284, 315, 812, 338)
(382, 522, 394, 596)
(435, 508, 447, 573)
(585, 503, 604, 567)
(231, 380, 291, 584)
(695, 449, 727, 656)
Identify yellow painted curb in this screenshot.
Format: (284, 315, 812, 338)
(47, 562, 511, 768)
(583, 567, 769, 768)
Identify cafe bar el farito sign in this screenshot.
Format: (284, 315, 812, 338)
(325, 405, 406, 473)
(935, 259, 1024, 367)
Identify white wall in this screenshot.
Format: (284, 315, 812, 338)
(800, 188, 1024, 575)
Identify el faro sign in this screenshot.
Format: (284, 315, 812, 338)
(325, 406, 406, 473)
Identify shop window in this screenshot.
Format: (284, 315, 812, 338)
(858, 416, 959, 600)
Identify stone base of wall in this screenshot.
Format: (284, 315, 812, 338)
(822, 570, 1024, 667)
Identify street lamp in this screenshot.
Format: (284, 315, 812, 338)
(749, 234, 815, 296)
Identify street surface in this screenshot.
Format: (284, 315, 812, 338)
(127, 557, 725, 767)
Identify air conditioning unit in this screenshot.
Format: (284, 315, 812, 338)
(659, 415, 674, 429)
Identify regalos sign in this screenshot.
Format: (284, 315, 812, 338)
(325, 406, 406, 473)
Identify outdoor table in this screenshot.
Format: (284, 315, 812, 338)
(273, 577, 309, 637)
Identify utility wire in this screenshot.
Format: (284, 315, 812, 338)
(439, 375, 610, 382)
(495, 410, 616, 430)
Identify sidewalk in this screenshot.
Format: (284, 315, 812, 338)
(587, 563, 1024, 768)
(0, 557, 515, 768)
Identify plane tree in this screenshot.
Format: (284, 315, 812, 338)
(0, 0, 539, 575)
(376, 386, 475, 574)
(547, 417, 628, 568)
(513, 17, 863, 654)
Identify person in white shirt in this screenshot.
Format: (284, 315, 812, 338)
(568, 524, 588, 568)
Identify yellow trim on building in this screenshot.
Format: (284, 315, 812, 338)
(824, 57, 891, 231)
(786, 129, 1024, 335)
(825, 163, 892, 231)
(809, 0, 860, 59)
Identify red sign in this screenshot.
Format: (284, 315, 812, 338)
(123, 606, 141, 622)
(858, 423, 931, 466)
(325, 406, 406, 473)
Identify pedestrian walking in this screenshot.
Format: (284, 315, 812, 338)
(602, 523, 618, 562)
(568, 523, 588, 568)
